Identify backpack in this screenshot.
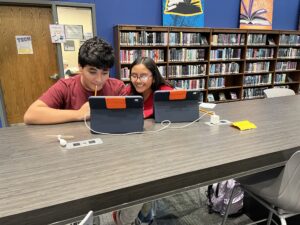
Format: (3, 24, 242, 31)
(207, 179, 244, 216)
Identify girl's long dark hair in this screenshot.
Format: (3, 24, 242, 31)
(129, 57, 171, 95)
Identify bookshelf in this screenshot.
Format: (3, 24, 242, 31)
(275, 30, 300, 93)
(243, 30, 278, 100)
(209, 29, 246, 102)
(114, 25, 300, 103)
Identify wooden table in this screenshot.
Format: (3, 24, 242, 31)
(1, 96, 299, 225)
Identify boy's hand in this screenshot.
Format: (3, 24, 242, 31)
(77, 102, 90, 121)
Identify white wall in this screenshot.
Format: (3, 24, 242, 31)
(57, 6, 93, 70)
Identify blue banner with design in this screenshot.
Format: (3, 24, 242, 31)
(162, 0, 204, 27)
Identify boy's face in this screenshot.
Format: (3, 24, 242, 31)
(79, 65, 110, 92)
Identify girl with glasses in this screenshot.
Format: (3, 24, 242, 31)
(125, 56, 173, 118)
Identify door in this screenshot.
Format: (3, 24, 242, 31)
(0, 5, 58, 124)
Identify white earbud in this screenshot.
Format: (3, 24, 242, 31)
(59, 138, 67, 147)
(57, 135, 67, 147)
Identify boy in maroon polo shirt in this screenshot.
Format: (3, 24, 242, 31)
(24, 37, 127, 124)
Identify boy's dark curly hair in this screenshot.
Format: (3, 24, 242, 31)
(78, 37, 115, 69)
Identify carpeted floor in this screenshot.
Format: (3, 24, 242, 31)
(95, 187, 253, 225)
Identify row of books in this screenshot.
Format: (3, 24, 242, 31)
(277, 48, 300, 58)
(119, 32, 300, 46)
(120, 66, 167, 79)
(211, 34, 245, 46)
(209, 62, 240, 74)
(245, 62, 270, 73)
(171, 79, 205, 90)
(246, 48, 274, 59)
(243, 74, 272, 86)
(208, 77, 225, 88)
(169, 32, 208, 46)
(247, 34, 269, 45)
(243, 87, 267, 99)
(279, 34, 300, 45)
(168, 65, 206, 78)
(274, 73, 287, 84)
(210, 48, 241, 60)
(119, 31, 168, 46)
(275, 61, 297, 71)
(169, 48, 205, 61)
(120, 49, 165, 63)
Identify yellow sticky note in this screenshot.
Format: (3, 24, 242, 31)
(232, 120, 257, 131)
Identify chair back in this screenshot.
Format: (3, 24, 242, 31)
(78, 210, 93, 225)
(263, 88, 295, 98)
(275, 150, 300, 212)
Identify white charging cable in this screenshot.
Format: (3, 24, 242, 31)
(83, 115, 172, 135)
(83, 111, 209, 135)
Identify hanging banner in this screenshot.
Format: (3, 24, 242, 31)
(240, 0, 273, 30)
(162, 0, 204, 27)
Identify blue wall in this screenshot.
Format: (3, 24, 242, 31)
(64, 0, 299, 45)
(62, 0, 299, 74)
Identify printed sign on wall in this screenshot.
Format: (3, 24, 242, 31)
(162, 0, 204, 27)
(49, 24, 66, 43)
(240, 0, 273, 30)
(15, 35, 33, 54)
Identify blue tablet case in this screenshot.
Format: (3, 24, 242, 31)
(89, 96, 144, 134)
(154, 90, 200, 123)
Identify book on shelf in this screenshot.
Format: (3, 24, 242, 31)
(279, 34, 300, 45)
(211, 33, 245, 46)
(209, 62, 240, 74)
(243, 87, 266, 99)
(267, 37, 275, 45)
(243, 74, 272, 86)
(278, 48, 300, 58)
(276, 61, 297, 71)
(200, 36, 208, 45)
(246, 48, 274, 59)
(274, 73, 286, 83)
(208, 77, 225, 88)
(247, 34, 267, 45)
(207, 93, 215, 102)
(219, 92, 226, 101)
(171, 79, 204, 90)
(230, 91, 237, 100)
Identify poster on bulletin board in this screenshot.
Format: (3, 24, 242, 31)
(162, 0, 204, 27)
(240, 0, 273, 30)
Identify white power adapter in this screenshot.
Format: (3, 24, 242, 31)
(210, 114, 220, 124)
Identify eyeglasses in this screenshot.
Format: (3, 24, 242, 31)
(130, 74, 152, 82)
